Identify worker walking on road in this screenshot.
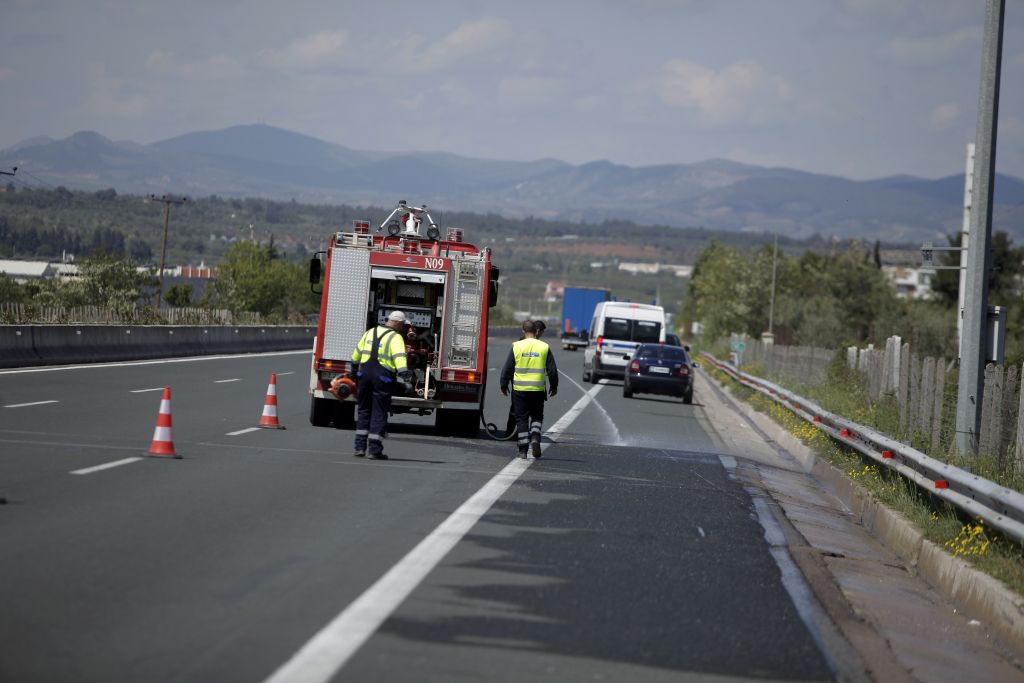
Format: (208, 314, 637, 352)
(351, 310, 413, 460)
(504, 319, 548, 438)
(501, 320, 558, 459)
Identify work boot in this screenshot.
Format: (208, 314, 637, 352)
(369, 453, 389, 460)
(353, 450, 366, 458)
(531, 440, 542, 459)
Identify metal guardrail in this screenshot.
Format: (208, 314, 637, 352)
(701, 351, 1024, 545)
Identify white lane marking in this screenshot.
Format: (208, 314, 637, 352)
(227, 427, 261, 436)
(130, 387, 166, 394)
(215, 378, 241, 383)
(71, 457, 144, 475)
(276, 371, 296, 376)
(0, 349, 310, 375)
(730, 456, 831, 667)
(262, 383, 603, 683)
(3, 400, 59, 408)
(555, 371, 623, 445)
(697, 526, 706, 538)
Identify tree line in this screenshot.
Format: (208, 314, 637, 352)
(0, 240, 319, 323)
(683, 233, 1024, 365)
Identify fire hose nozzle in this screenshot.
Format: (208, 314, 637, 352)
(329, 376, 356, 400)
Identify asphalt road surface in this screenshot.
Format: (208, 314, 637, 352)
(1, 339, 839, 682)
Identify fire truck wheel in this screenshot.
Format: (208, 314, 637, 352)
(435, 408, 480, 437)
(333, 402, 356, 429)
(310, 397, 333, 427)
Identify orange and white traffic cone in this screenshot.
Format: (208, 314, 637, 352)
(147, 386, 180, 458)
(257, 373, 285, 429)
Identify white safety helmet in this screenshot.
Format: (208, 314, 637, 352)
(388, 310, 407, 323)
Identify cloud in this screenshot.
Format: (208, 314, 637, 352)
(259, 30, 348, 70)
(383, 18, 515, 74)
(927, 102, 959, 129)
(878, 26, 981, 64)
(498, 76, 563, 107)
(656, 60, 793, 125)
(144, 52, 243, 80)
(83, 64, 152, 118)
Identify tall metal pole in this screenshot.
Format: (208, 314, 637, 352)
(955, 0, 1005, 456)
(957, 143, 975, 359)
(768, 234, 778, 335)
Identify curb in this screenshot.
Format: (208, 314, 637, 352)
(706, 368, 1024, 663)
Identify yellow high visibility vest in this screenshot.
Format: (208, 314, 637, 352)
(352, 326, 408, 373)
(512, 338, 548, 392)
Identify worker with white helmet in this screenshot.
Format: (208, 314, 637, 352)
(351, 310, 413, 460)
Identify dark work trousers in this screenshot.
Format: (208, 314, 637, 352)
(354, 374, 393, 455)
(511, 391, 545, 453)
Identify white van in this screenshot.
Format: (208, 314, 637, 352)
(583, 302, 666, 383)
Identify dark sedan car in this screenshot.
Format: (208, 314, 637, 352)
(623, 343, 694, 403)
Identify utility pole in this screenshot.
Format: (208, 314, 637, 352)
(956, 0, 1005, 456)
(149, 194, 188, 308)
(957, 144, 975, 358)
(768, 234, 778, 335)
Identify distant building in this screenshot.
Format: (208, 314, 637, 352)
(882, 265, 935, 300)
(544, 281, 566, 300)
(0, 259, 55, 282)
(617, 263, 693, 277)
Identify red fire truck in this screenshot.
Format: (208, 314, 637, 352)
(308, 201, 499, 436)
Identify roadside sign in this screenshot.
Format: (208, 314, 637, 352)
(731, 341, 746, 353)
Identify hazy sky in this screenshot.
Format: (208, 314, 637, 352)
(2, 0, 1024, 179)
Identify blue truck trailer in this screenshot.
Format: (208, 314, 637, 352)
(560, 287, 610, 350)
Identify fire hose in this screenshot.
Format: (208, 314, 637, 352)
(333, 374, 516, 440)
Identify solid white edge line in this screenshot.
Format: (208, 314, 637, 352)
(226, 427, 261, 436)
(262, 383, 604, 683)
(731, 461, 832, 669)
(0, 349, 310, 375)
(70, 457, 144, 475)
(215, 378, 242, 383)
(3, 400, 59, 408)
(130, 387, 166, 394)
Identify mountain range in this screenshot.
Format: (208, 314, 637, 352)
(3, 124, 1023, 244)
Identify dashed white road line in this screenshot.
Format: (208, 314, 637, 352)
(70, 457, 144, 475)
(130, 387, 165, 394)
(215, 378, 241, 383)
(226, 427, 261, 436)
(3, 400, 59, 408)
(262, 381, 605, 683)
(276, 371, 296, 376)
(555, 372, 623, 445)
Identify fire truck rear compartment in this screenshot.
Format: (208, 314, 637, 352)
(369, 276, 443, 386)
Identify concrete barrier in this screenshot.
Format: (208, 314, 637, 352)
(0, 327, 41, 366)
(0, 325, 315, 369)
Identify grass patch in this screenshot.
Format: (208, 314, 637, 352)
(706, 363, 1024, 596)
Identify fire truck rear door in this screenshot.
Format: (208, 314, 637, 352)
(323, 248, 371, 362)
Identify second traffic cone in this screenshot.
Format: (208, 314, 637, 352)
(147, 387, 180, 458)
(258, 373, 286, 429)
